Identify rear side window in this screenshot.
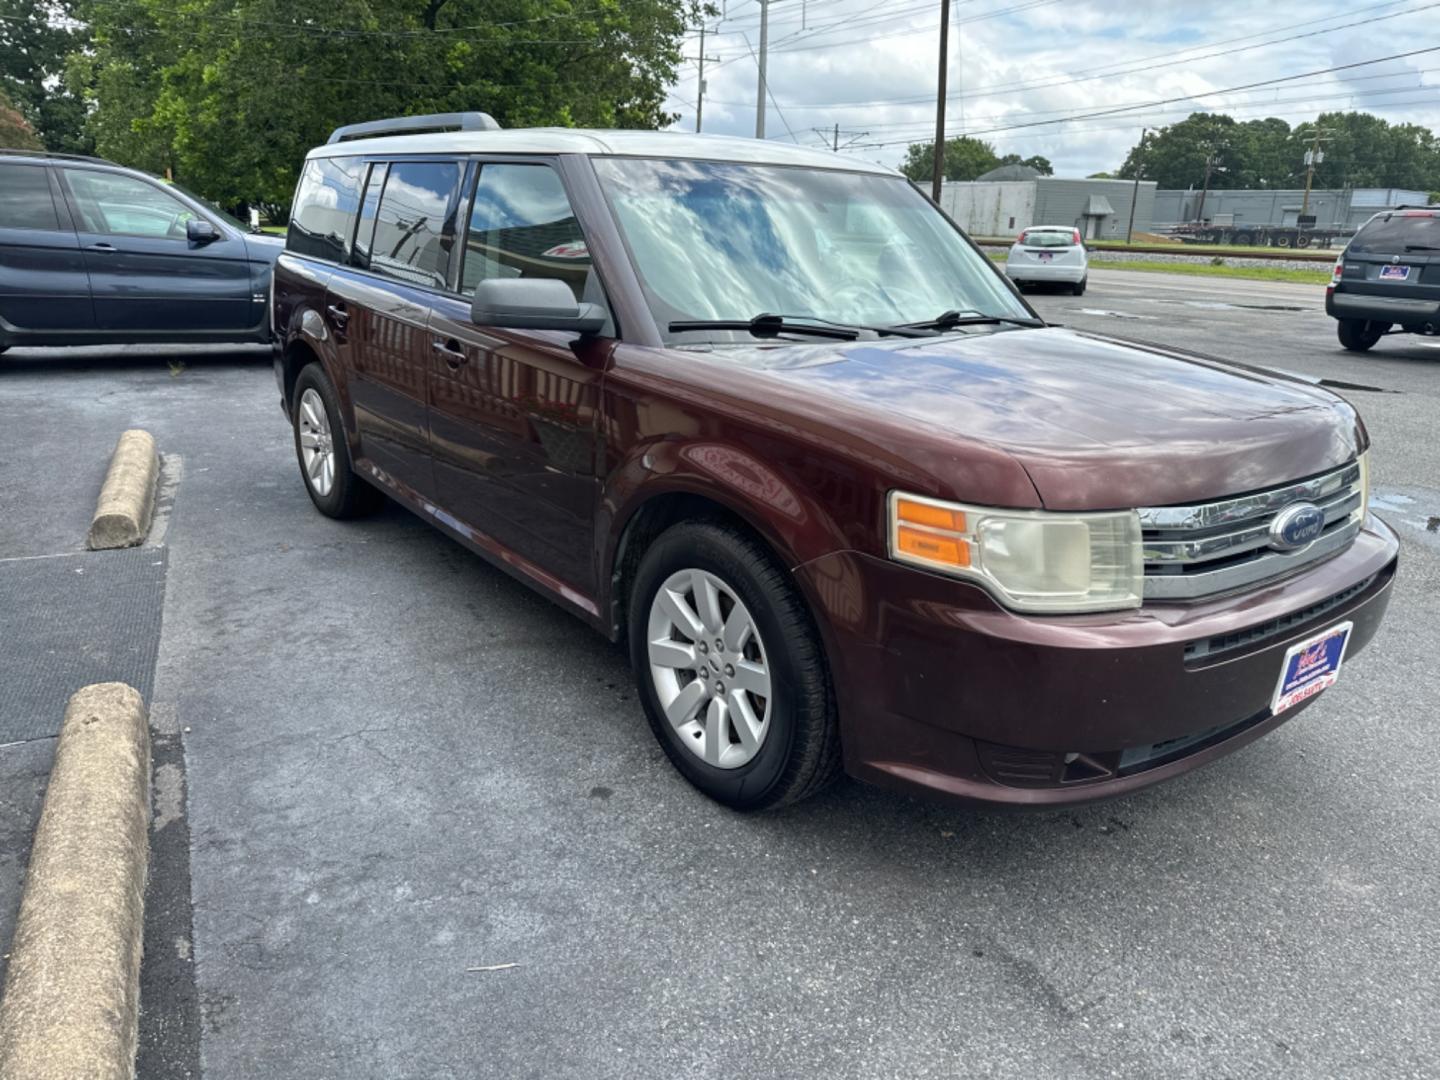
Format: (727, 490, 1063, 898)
(288, 155, 365, 262)
(351, 162, 389, 271)
(0, 164, 62, 231)
(1349, 212, 1440, 255)
(369, 161, 460, 289)
(460, 163, 591, 300)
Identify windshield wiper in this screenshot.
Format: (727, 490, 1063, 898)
(897, 309, 1045, 332)
(669, 314, 861, 341)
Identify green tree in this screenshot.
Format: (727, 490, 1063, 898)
(900, 136, 1000, 183)
(0, 86, 43, 149)
(72, 0, 702, 213)
(997, 152, 1052, 175)
(1118, 113, 1244, 189)
(0, 0, 89, 152)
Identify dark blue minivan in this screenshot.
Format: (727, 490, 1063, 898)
(0, 150, 282, 353)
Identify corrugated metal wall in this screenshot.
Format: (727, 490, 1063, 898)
(1152, 188, 1434, 229)
(940, 179, 1156, 237)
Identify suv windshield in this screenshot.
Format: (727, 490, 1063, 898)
(592, 158, 1029, 339)
(1348, 212, 1440, 254)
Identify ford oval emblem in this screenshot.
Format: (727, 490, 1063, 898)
(1270, 502, 1326, 551)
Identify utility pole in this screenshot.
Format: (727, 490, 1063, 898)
(931, 0, 950, 204)
(1195, 150, 1218, 224)
(694, 24, 719, 133)
(1126, 127, 1147, 244)
(754, 0, 769, 139)
(1300, 126, 1329, 219)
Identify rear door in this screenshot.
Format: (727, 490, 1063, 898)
(326, 156, 463, 501)
(426, 159, 610, 597)
(0, 162, 94, 334)
(58, 166, 254, 333)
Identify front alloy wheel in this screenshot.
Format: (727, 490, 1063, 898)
(647, 568, 772, 769)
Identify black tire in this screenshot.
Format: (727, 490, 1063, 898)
(627, 520, 841, 811)
(1071, 277, 1087, 296)
(1337, 318, 1386, 353)
(1234, 232, 1255, 246)
(291, 362, 383, 518)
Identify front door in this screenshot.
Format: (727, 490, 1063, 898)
(0, 162, 94, 334)
(336, 158, 463, 502)
(59, 166, 254, 333)
(427, 161, 610, 600)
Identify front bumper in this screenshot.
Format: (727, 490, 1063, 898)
(796, 517, 1399, 807)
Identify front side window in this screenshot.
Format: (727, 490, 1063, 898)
(288, 155, 366, 262)
(351, 162, 389, 270)
(0, 164, 62, 231)
(369, 161, 460, 289)
(460, 163, 593, 301)
(592, 158, 1029, 340)
(64, 169, 198, 238)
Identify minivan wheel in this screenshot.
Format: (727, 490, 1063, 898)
(628, 521, 840, 810)
(291, 363, 382, 518)
(1337, 318, 1386, 352)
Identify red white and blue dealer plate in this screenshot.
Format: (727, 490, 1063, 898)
(1271, 621, 1353, 716)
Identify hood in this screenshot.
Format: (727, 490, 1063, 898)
(243, 231, 285, 263)
(736, 327, 1360, 510)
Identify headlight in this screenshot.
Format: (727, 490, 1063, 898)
(889, 492, 1144, 613)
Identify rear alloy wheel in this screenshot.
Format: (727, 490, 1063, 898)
(291, 363, 383, 518)
(629, 521, 840, 810)
(1337, 318, 1386, 353)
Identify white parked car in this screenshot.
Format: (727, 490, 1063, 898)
(1005, 227, 1088, 294)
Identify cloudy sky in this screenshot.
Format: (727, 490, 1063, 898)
(663, 0, 1440, 177)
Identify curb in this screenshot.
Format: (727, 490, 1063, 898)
(88, 430, 158, 550)
(0, 683, 151, 1080)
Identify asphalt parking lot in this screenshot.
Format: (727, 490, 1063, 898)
(2, 268, 1437, 1079)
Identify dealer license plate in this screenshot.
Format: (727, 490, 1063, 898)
(1379, 264, 1411, 281)
(1271, 621, 1352, 716)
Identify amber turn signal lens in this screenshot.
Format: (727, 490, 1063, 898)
(895, 498, 966, 532)
(896, 525, 971, 567)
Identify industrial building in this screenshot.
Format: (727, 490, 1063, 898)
(1151, 187, 1433, 230)
(940, 170, 1158, 239)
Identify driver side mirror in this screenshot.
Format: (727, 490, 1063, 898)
(186, 218, 221, 245)
(470, 277, 605, 335)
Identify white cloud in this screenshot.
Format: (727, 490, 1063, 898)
(667, 0, 1440, 178)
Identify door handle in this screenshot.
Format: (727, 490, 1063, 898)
(432, 339, 467, 369)
(326, 303, 349, 327)
(87, 242, 116, 253)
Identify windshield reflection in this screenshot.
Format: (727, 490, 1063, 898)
(592, 158, 1029, 340)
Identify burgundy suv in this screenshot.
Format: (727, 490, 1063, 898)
(272, 113, 1398, 810)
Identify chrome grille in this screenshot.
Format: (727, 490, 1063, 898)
(1139, 462, 1364, 600)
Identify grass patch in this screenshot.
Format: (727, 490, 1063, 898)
(987, 250, 1329, 285)
(261, 225, 286, 235)
(1087, 239, 1337, 259)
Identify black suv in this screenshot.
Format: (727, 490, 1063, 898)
(1327, 206, 1440, 352)
(0, 150, 282, 354)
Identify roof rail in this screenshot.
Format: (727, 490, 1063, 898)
(0, 147, 117, 166)
(326, 112, 501, 145)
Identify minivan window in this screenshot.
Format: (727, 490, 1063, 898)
(351, 162, 389, 271)
(369, 160, 460, 289)
(64, 169, 198, 238)
(0, 164, 62, 231)
(460, 163, 591, 300)
(1348, 212, 1440, 254)
(592, 158, 1029, 337)
(288, 155, 365, 262)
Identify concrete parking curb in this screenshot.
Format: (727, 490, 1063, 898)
(0, 683, 151, 1080)
(88, 430, 158, 550)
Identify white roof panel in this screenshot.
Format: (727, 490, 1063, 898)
(307, 127, 898, 175)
